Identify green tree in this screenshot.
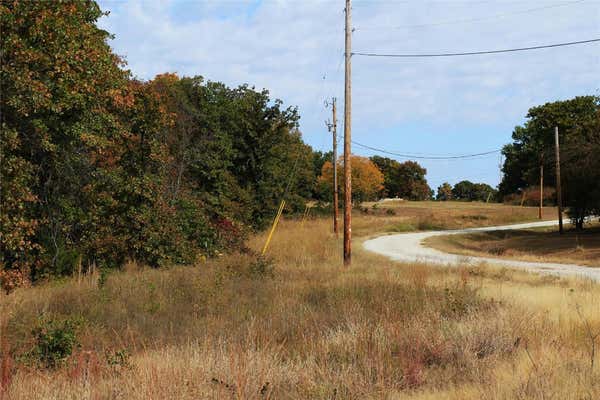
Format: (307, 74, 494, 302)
(499, 96, 600, 228)
(1, 0, 131, 279)
(370, 156, 432, 200)
(452, 181, 496, 201)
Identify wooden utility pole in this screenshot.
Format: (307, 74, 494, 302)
(331, 98, 339, 236)
(343, 0, 352, 266)
(539, 153, 544, 219)
(555, 127, 563, 234)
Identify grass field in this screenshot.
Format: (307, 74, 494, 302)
(352, 201, 557, 237)
(425, 224, 600, 267)
(1, 203, 599, 399)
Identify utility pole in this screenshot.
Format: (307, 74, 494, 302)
(331, 98, 339, 235)
(555, 127, 563, 234)
(539, 153, 544, 219)
(326, 98, 339, 236)
(343, 0, 352, 266)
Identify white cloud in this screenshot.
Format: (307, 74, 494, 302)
(97, 0, 600, 188)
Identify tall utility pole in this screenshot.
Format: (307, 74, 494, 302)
(555, 126, 563, 234)
(539, 153, 544, 219)
(343, 0, 352, 266)
(332, 98, 339, 236)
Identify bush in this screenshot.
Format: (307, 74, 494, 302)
(27, 317, 81, 369)
(247, 255, 275, 279)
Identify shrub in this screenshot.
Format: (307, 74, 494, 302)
(105, 348, 131, 374)
(27, 317, 81, 369)
(247, 255, 275, 279)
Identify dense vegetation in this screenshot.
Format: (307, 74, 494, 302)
(498, 96, 600, 228)
(0, 1, 315, 290)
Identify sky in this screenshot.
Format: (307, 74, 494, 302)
(97, 0, 600, 191)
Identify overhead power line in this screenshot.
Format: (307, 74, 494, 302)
(353, 38, 600, 58)
(352, 140, 501, 160)
(356, 0, 586, 31)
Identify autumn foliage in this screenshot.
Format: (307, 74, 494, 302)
(318, 156, 384, 203)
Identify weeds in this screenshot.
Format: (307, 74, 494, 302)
(247, 255, 275, 279)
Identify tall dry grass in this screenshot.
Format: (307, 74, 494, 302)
(0, 213, 598, 399)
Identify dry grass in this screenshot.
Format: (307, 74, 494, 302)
(425, 225, 600, 267)
(0, 209, 599, 399)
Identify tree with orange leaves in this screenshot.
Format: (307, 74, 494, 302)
(318, 155, 384, 204)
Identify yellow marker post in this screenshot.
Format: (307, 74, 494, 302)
(262, 200, 285, 255)
(301, 205, 310, 227)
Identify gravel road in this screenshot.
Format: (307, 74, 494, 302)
(363, 220, 600, 281)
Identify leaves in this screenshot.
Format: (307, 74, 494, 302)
(319, 156, 384, 203)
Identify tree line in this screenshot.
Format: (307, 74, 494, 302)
(314, 155, 434, 203)
(435, 181, 497, 202)
(1, 1, 318, 290)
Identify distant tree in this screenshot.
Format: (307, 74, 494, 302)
(370, 156, 432, 200)
(472, 183, 498, 202)
(452, 181, 497, 202)
(436, 182, 453, 201)
(318, 156, 384, 204)
(452, 181, 475, 201)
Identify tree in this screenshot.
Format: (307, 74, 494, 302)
(318, 156, 384, 204)
(562, 107, 600, 229)
(1, 0, 131, 280)
(370, 156, 432, 200)
(436, 182, 453, 201)
(499, 96, 600, 228)
(452, 181, 497, 202)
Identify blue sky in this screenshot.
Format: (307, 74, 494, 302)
(97, 0, 600, 191)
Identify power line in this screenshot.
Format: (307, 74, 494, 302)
(353, 38, 600, 58)
(356, 0, 586, 31)
(352, 140, 501, 160)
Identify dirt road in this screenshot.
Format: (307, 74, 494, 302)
(363, 220, 600, 281)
